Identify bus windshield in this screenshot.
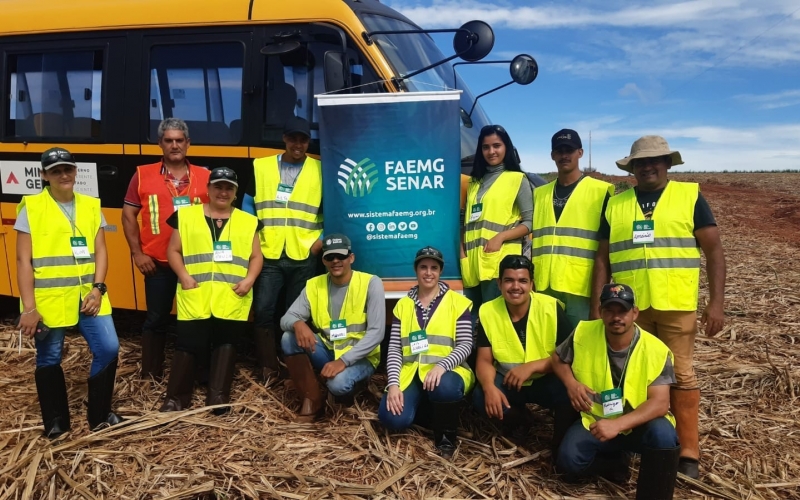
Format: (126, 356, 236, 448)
(360, 14, 491, 164)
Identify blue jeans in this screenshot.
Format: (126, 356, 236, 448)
(464, 280, 501, 325)
(378, 371, 466, 430)
(142, 263, 178, 334)
(281, 331, 374, 396)
(473, 372, 568, 417)
(557, 417, 679, 475)
(36, 313, 119, 377)
(253, 254, 316, 329)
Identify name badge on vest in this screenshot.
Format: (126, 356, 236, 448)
(329, 320, 347, 341)
(172, 196, 191, 211)
(601, 388, 624, 417)
(276, 184, 293, 204)
(469, 203, 483, 223)
(409, 330, 429, 354)
(70, 237, 90, 259)
(213, 241, 233, 262)
(632, 220, 655, 244)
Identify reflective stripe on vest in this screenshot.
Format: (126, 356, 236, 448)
(175, 205, 258, 321)
(137, 162, 210, 262)
(607, 182, 701, 311)
(571, 319, 675, 431)
(253, 155, 323, 260)
(395, 290, 474, 392)
(19, 190, 111, 328)
(307, 271, 380, 368)
(478, 292, 559, 386)
(461, 172, 525, 287)
(532, 177, 614, 297)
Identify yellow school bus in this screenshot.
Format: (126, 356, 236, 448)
(0, 0, 500, 309)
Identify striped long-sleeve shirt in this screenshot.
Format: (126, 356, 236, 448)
(386, 282, 473, 388)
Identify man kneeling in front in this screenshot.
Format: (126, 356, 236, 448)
(552, 284, 680, 499)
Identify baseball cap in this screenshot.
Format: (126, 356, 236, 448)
(414, 246, 444, 268)
(283, 116, 311, 138)
(208, 167, 238, 187)
(600, 283, 636, 311)
(551, 129, 582, 150)
(322, 233, 352, 257)
(41, 148, 77, 171)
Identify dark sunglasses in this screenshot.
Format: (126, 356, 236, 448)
(600, 289, 635, 303)
(631, 156, 668, 168)
(506, 255, 533, 269)
(212, 168, 237, 180)
(481, 124, 506, 134)
(323, 252, 351, 262)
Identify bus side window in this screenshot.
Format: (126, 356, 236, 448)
(262, 33, 383, 149)
(148, 43, 244, 145)
(6, 51, 103, 139)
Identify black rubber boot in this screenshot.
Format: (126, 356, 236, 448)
(34, 365, 71, 439)
(87, 358, 124, 431)
(551, 404, 580, 463)
(432, 401, 461, 459)
(160, 350, 196, 412)
(254, 327, 280, 382)
(141, 330, 167, 380)
(636, 446, 681, 500)
(206, 344, 236, 416)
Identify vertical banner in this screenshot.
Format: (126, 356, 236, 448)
(317, 91, 462, 279)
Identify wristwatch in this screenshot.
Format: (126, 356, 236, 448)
(93, 283, 108, 295)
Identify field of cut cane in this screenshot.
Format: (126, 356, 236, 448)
(1, 172, 799, 499)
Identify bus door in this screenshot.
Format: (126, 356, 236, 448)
(0, 37, 127, 301)
(133, 30, 256, 310)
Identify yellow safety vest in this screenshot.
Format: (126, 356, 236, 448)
(478, 292, 559, 386)
(176, 205, 258, 321)
(253, 155, 323, 260)
(18, 190, 112, 328)
(532, 177, 614, 297)
(306, 271, 381, 368)
(571, 319, 675, 430)
(395, 290, 474, 392)
(462, 172, 525, 287)
(607, 182, 701, 311)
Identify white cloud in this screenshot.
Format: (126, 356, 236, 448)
(388, 1, 800, 76)
(736, 89, 800, 109)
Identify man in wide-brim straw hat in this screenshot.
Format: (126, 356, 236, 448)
(589, 135, 727, 479)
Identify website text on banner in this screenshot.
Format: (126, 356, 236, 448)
(317, 92, 462, 280)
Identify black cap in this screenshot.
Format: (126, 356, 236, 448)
(414, 246, 444, 267)
(283, 116, 311, 138)
(209, 167, 238, 187)
(551, 129, 582, 150)
(322, 233, 352, 257)
(41, 147, 77, 171)
(600, 283, 635, 311)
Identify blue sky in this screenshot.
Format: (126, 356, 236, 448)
(386, 0, 800, 174)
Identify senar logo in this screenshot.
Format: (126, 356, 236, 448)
(338, 158, 379, 197)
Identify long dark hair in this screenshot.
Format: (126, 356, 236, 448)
(470, 124, 521, 181)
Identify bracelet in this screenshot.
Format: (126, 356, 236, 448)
(21, 308, 37, 315)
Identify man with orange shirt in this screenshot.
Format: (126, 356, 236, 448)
(122, 118, 210, 379)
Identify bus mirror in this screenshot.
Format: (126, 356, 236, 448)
(510, 54, 538, 85)
(324, 51, 346, 93)
(260, 40, 301, 56)
(460, 108, 473, 128)
(453, 21, 494, 62)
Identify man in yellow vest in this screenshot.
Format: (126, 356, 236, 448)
(533, 129, 614, 330)
(243, 116, 323, 382)
(591, 136, 726, 478)
(552, 284, 680, 499)
(472, 255, 574, 446)
(279, 234, 385, 421)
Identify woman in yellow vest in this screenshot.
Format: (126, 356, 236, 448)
(15, 148, 122, 438)
(379, 247, 474, 458)
(160, 167, 263, 414)
(461, 125, 533, 322)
